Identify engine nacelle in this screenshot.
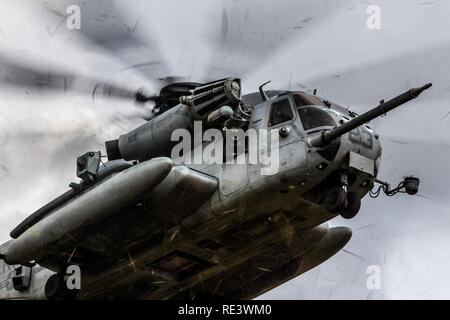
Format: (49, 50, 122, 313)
(106, 78, 242, 162)
(107, 104, 193, 162)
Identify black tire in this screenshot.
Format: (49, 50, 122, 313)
(44, 274, 65, 300)
(45, 274, 78, 300)
(341, 191, 361, 219)
(324, 186, 347, 214)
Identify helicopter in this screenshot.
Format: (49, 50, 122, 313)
(0, 0, 434, 300)
(0, 74, 431, 299)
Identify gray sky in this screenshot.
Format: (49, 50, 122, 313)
(1, 0, 450, 299)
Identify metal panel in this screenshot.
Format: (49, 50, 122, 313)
(349, 151, 374, 176)
(147, 166, 218, 222)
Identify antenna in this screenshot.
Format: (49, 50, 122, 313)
(259, 81, 271, 101)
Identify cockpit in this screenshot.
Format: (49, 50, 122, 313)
(264, 92, 341, 132)
(262, 92, 345, 161)
(294, 93, 339, 132)
(297, 106, 336, 132)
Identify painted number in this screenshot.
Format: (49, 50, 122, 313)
(349, 126, 373, 149)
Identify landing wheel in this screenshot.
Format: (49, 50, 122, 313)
(324, 186, 347, 214)
(44, 274, 77, 300)
(44, 274, 65, 300)
(341, 191, 361, 219)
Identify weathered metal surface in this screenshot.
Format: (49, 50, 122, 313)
(5, 158, 173, 265)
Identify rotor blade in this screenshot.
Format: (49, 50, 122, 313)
(296, 44, 450, 106)
(202, 0, 344, 81)
(39, 0, 174, 85)
(0, 54, 157, 103)
(290, 44, 449, 143)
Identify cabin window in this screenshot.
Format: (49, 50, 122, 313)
(297, 106, 336, 131)
(268, 99, 294, 127)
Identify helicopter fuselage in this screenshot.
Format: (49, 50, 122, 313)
(2, 83, 429, 300)
(73, 92, 381, 298)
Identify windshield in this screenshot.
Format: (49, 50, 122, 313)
(268, 98, 294, 127)
(297, 106, 336, 131)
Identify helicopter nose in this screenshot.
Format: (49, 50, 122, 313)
(344, 125, 382, 175)
(347, 124, 379, 151)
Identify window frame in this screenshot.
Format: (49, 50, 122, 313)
(267, 96, 297, 129)
(296, 105, 337, 135)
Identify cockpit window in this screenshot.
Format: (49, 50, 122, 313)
(294, 93, 325, 107)
(297, 106, 336, 131)
(268, 99, 294, 127)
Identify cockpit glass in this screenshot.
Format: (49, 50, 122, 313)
(294, 93, 325, 107)
(268, 98, 294, 127)
(297, 106, 336, 131)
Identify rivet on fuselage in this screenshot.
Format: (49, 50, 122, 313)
(317, 162, 328, 171)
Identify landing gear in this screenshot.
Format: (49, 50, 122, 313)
(44, 273, 78, 300)
(341, 191, 361, 219)
(324, 187, 361, 219)
(324, 186, 347, 214)
(324, 173, 361, 219)
(44, 274, 65, 300)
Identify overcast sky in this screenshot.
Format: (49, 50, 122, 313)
(1, 0, 450, 299)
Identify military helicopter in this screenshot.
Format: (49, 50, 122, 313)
(0, 73, 431, 299)
(0, 1, 433, 300)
